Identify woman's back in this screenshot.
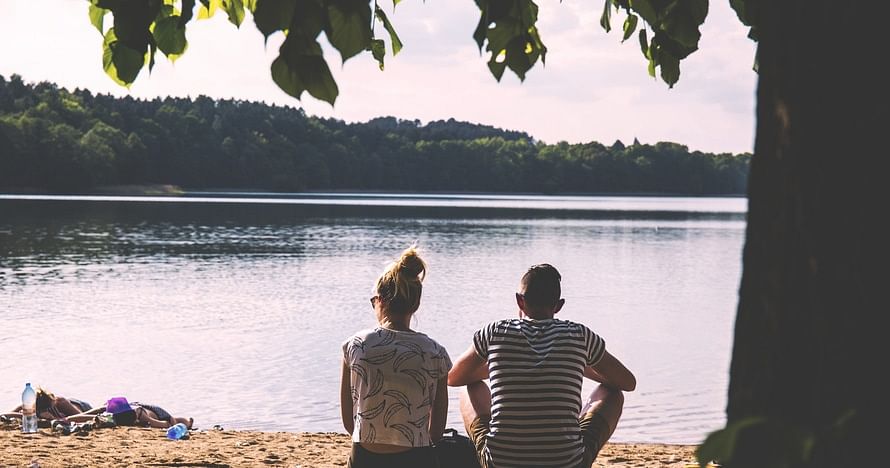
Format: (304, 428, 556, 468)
(344, 327, 451, 447)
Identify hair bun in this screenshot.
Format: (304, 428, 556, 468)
(397, 246, 426, 280)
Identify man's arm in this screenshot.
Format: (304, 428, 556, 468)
(447, 345, 489, 386)
(584, 350, 636, 392)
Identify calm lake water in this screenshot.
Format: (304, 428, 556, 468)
(0, 193, 746, 444)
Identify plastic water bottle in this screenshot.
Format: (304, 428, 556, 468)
(166, 422, 188, 440)
(21, 383, 38, 434)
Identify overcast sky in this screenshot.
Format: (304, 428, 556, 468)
(0, 0, 757, 154)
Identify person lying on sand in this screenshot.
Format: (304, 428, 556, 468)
(2, 386, 93, 425)
(65, 397, 193, 429)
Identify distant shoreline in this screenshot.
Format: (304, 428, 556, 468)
(0, 185, 746, 198)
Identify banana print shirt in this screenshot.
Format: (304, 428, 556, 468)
(342, 327, 452, 447)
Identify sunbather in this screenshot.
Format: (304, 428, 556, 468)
(65, 397, 193, 429)
(3, 386, 93, 424)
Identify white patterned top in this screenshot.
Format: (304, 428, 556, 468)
(342, 327, 452, 447)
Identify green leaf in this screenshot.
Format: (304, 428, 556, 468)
(628, 0, 657, 26)
(102, 28, 146, 87)
(638, 28, 648, 58)
(697, 417, 767, 466)
(369, 38, 386, 70)
(326, 0, 373, 62)
(600, 0, 612, 32)
(180, 0, 196, 26)
(291, 0, 326, 41)
(622, 13, 638, 42)
(153, 15, 188, 58)
(198, 0, 220, 19)
(110, 0, 159, 52)
(503, 35, 538, 81)
(485, 20, 516, 55)
(661, 9, 701, 48)
(253, 0, 296, 38)
(221, 0, 245, 27)
(687, 0, 709, 23)
(92, 0, 120, 10)
(89, 5, 107, 34)
(487, 50, 507, 82)
(157, 4, 175, 18)
(374, 6, 403, 55)
(272, 36, 339, 105)
(474, 0, 545, 83)
(659, 49, 679, 86)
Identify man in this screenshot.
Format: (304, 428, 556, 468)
(448, 264, 636, 468)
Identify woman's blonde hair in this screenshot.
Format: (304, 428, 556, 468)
(375, 244, 427, 316)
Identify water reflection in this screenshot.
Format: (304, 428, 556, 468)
(0, 195, 744, 444)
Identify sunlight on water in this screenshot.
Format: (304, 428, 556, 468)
(0, 194, 744, 444)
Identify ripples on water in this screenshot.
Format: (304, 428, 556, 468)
(0, 194, 745, 444)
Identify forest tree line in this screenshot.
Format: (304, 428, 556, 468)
(0, 74, 750, 194)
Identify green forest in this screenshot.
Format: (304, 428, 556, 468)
(0, 74, 749, 194)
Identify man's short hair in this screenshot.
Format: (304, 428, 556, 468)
(520, 264, 562, 308)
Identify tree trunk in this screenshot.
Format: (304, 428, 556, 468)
(727, 2, 886, 467)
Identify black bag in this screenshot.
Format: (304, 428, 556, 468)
(435, 428, 482, 468)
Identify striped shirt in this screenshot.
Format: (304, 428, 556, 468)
(473, 318, 605, 468)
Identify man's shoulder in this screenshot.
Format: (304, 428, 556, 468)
(478, 317, 523, 331)
(553, 318, 589, 329)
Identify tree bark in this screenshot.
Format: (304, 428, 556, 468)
(727, 2, 886, 467)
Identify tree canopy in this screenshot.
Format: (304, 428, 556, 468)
(0, 74, 749, 194)
(88, 0, 734, 104)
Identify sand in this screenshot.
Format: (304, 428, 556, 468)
(1, 425, 699, 467)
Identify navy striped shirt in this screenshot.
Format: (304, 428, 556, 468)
(473, 318, 605, 468)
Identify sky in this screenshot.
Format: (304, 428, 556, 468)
(0, 0, 758, 154)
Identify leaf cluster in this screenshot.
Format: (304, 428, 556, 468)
(84, 0, 755, 103)
(88, 0, 404, 105)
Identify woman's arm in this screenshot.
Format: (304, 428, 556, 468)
(428, 377, 448, 443)
(584, 350, 636, 392)
(339, 357, 354, 435)
(447, 345, 489, 387)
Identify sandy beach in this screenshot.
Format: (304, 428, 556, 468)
(1, 424, 698, 468)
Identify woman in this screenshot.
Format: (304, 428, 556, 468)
(2, 387, 92, 424)
(340, 245, 451, 468)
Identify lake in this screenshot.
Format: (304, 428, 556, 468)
(0, 193, 746, 444)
